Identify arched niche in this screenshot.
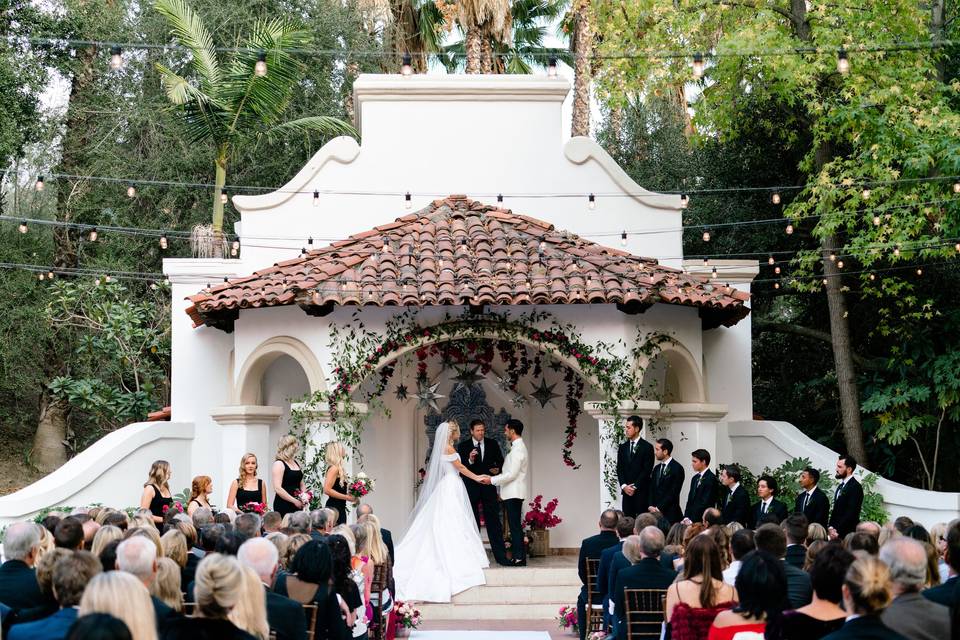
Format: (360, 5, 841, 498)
(640, 342, 706, 404)
(235, 336, 326, 405)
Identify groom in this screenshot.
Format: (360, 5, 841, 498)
(458, 419, 510, 566)
(484, 419, 528, 566)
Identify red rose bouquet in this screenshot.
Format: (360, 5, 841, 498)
(348, 472, 375, 499)
(240, 501, 266, 515)
(162, 501, 184, 515)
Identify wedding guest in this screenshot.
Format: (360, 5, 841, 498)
(784, 514, 809, 568)
(722, 528, 755, 586)
(357, 506, 394, 565)
(597, 515, 635, 626)
(795, 467, 830, 529)
(54, 517, 84, 550)
(828, 455, 864, 540)
(767, 543, 852, 640)
(161, 554, 255, 639)
(616, 415, 654, 518)
(229, 454, 268, 513)
(99, 539, 122, 574)
(281, 533, 311, 571)
(808, 522, 829, 546)
(612, 528, 676, 640)
(665, 522, 689, 558)
(262, 512, 282, 535)
(858, 521, 883, 540)
(235, 514, 262, 540)
(92, 525, 124, 558)
(192, 507, 214, 530)
(228, 566, 270, 640)
(805, 540, 829, 572)
(161, 530, 188, 570)
(26, 547, 71, 622)
(576, 510, 620, 640)
(8, 552, 102, 640)
(357, 519, 393, 627)
(140, 461, 174, 526)
(895, 516, 916, 534)
(324, 442, 357, 526)
(287, 512, 312, 535)
(683, 449, 718, 525)
(79, 572, 158, 640)
(215, 531, 249, 557)
(237, 537, 307, 640)
(102, 511, 129, 532)
(271, 436, 305, 517)
(607, 513, 661, 604)
(748, 475, 788, 528)
(173, 521, 201, 587)
(648, 439, 684, 525)
(327, 534, 364, 637)
(706, 525, 732, 571)
(264, 532, 288, 564)
(718, 465, 749, 527)
(40, 515, 61, 535)
(273, 541, 350, 640)
(665, 535, 737, 640)
(879, 537, 950, 640)
(755, 523, 812, 609)
(708, 550, 786, 640)
(66, 613, 133, 640)
(152, 558, 184, 614)
(0, 522, 45, 610)
(126, 524, 163, 558)
(116, 536, 178, 627)
(350, 524, 375, 623)
(188, 476, 214, 517)
(846, 532, 879, 556)
(821, 556, 907, 640)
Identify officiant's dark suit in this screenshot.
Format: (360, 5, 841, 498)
(457, 425, 508, 564)
(616, 434, 654, 517)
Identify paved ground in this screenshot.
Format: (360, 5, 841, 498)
(417, 619, 575, 639)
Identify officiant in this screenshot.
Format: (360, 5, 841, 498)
(458, 419, 511, 566)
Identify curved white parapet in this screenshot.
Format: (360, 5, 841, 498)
(0, 421, 195, 525)
(727, 420, 960, 527)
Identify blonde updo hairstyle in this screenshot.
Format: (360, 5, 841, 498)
(447, 419, 461, 444)
(282, 533, 312, 571)
(844, 556, 893, 615)
(91, 525, 124, 557)
(195, 553, 245, 619)
(36, 526, 55, 564)
(275, 435, 299, 464)
(160, 529, 188, 567)
(79, 571, 158, 640)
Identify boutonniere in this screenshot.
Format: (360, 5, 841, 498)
(661, 465, 670, 477)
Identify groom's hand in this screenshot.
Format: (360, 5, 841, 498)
(490, 467, 500, 475)
(479, 475, 492, 485)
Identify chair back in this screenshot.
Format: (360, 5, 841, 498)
(369, 563, 390, 640)
(182, 601, 196, 616)
(585, 558, 601, 605)
(624, 588, 667, 640)
(302, 603, 318, 640)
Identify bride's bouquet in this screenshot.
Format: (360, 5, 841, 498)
(348, 472, 375, 499)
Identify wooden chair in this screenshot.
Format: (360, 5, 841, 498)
(182, 601, 196, 616)
(623, 588, 667, 640)
(302, 603, 318, 640)
(368, 563, 390, 640)
(585, 558, 606, 635)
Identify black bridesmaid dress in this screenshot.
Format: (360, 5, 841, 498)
(148, 484, 173, 520)
(236, 479, 264, 511)
(325, 475, 348, 525)
(273, 461, 303, 516)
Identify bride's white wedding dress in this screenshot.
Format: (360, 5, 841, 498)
(393, 422, 489, 602)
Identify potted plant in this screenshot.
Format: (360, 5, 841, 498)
(523, 495, 562, 557)
(556, 605, 578, 635)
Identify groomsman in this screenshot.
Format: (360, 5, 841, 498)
(794, 467, 830, 529)
(647, 439, 684, 524)
(748, 474, 788, 528)
(457, 419, 509, 566)
(683, 449, 718, 524)
(720, 464, 750, 526)
(828, 455, 864, 539)
(615, 416, 654, 518)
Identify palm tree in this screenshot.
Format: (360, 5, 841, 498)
(569, 0, 591, 137)
(457, 0, 512, 73)
(154, 0, 356, 254)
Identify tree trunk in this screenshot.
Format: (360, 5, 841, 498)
(465, 28, 482, 74)
(571, 0, 593, 137)
(213, 147, 228, 233)
(344, 60, 360, 124)
(32, 392, 69, 472)
(480, 36, 493, 74)
(929, 0, 946, 82)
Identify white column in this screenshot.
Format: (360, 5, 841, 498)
(585, 400, 659, 514)
(210, 405, 284, 506)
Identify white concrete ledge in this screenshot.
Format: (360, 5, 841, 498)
(584, 400, 660, 421)
(658, 402, 729, 420)
(210, 405, 284, 426)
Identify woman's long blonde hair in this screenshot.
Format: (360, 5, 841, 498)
(357, 519, 389, 566)
(161, 529, 188, 568)
(79, 571, 158, 640)
(144, 460, 171, 491)
(275, 435, 299, 464)
(229, 565, 270, 640)
(91, 525, 123, 557)
(238, 453, 259, 485)
(152, 557, 184, 612)
(324, 442, 348, 485)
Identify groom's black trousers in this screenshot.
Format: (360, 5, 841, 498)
(468, 484, 509, 565)
(503, 498, 525, 563)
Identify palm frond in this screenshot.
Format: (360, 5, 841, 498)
(263, 116, 358, 145)
(154, 0, 221, 95)
(154, 63, 210, 105)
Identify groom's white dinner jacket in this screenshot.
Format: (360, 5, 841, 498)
(491, 437, 528, 501)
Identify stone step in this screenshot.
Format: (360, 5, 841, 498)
(452, 583, 581, 604)
(417, 602, 571, 620)
(481, 566, 580, 587)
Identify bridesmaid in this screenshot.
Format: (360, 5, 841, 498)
(272, 435, 306, 516)
(187, 475, 213, 516)
(324, 442, 357, 526)
(140, 460, 173, 525)
(228, 453, 268, 511)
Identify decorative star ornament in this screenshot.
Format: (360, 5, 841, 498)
(495, 375, 514, 394)
(529, 378, 561, 408)
(548, 359, 564, 373)
(452, 365, 484, 391)
(511, 393, 527, 408)
(394, 384, 409, 401)
(413, 380, 445, 413)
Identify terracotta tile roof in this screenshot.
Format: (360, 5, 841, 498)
(186, 196, 750, 332)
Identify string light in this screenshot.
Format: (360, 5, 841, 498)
(621, 231, 627, 247)
(954, 182, 960, 194)
(785, 221, 794, 235)
(767, 256, 775, 265)
(773, 282, 780, 289)
(401, 53, 413, 76)
(955, 242, 960, 252)
(823, 278, 828, 285)
(837, 49, 850, 75)
(547, 56, 557, 77)
(38, 273, 44, 281)
(255, 50, 267, 77)
(893, 245, 901, 257)
(35, 176, 44, 192)
(702, 229, 711, 242)
(47, 271, 54, 279)
(873, 215, 881, 226)
(127, 183, 136, 198)
(711, 266, 717, 278)
(774, 266, 781, 274)
(771, 191, 781, 205)
(88, 227, 98, 242)
(692, 53, 705, 79)
(497, 194, 503, 204)
(837, 259, 844, 268)
(917, 267, 923, 275)
(869, 273, 876, 280)
(220, 191, 228, 204)
(680, 193, 689, 209)
(313, 190, 320, 207)
(18, 220, 27, 234)
(404, 192, 412, 210)
(159, 235, 168, 250)
(109, 46, 123, 70)
(828, 252, 836, 261)
(862, 188, 871, 200)
(588, 193, 596, 210)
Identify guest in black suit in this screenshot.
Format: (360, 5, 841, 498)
(0, 522, 45, 611)
(719, 464, 750, 526)
(783, 514, 809, 569)
(576, 510, 620, 640)
(647, 439, 684, 525)
(616, 415, 655, 518)
(457, 419, 509, 566)
(755, 523, 812, 609)
(828, 455, 864, 540)
(612, 528, 677, 640)
(879, 537, 951, 640)
(356, 504, 394, 565)
(821, 555, 908, 640)
(923, 520, 959, 607)
(596, 516, 635, 631)
(238, 538, 307, 640)
(795, 467, 830, 530)
(682, 449, 717, 524)
(748, 474, 789, 528)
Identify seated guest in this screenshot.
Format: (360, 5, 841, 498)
(160, 531, 188, 570)
(755, 523, 812, 609)
(79, 571, 158, 640)
(161, 554, 256, 639)
(821, 556, 908, 640)
(54, 518, 83, 551)
(228, 566, 270, 640)
(845, 531, 879, 556)
(357, 506, 393, 565)
(665, 522, 689, 558)
(804, 540, 829, 572)
(783, 514, 808, 569)
(807, 522, 829, 546)
(237, 537, 307, 640)
(708, 550, 786, 640)
(152, 558, 183, 613)
(8, 551, 101, 640)
(41, 515, 62, 536)
(192, 507, 214, 530)
(215, 531, 250, 556)
(605, 513, 660, 622)
(748, 475, 788, 528)
(281, 534, 312, 571)
(879, 537, 950, 640)
(91, 526, 123, 559)
(766, 543, 853, 640)
(102, 512, 129, 532)
(116, 536, 179, 627)
(286, 512, 312, 536)
(596, 516, 635, 628)
(327, 535, 365, 637)
(75, 515, 100, 550)
(702, 508, 722, 529)
(665, 535, 737, 640)
(858, 521, 882, 540)
(98, 540, 122, 575)
(308, 510, 330, 540)
(16, 547, 70, 624)
(172, 522, 201, 588)
(234, 514, 262, 540)
(894, 517, 915, 534)
(0, 522, 45, 610)
(576, 510, 620, 640)
(722, 529, 754, 586)
(705, 526, 731, 571)
(261, 513, 282, 535)
(273, 541, 349, 640)
(613, 528, 676, 640)
(65, 613, 133, 640)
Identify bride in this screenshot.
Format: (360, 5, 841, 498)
(393, 419, 490, 602)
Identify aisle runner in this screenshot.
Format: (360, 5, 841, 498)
(410, 632, 551, 640)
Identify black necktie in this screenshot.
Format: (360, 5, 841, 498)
(761, 501, 767, 514)
(692, 474, 700, 493)
(836, 482, 843, 500)
(802, 492, 810, 511)
(630, 441, 636, 458)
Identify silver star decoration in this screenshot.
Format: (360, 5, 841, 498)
(394, 384, 409, 401)
(529, 378, 561, 408)
(452, 365, 484, 391)
(495, 375, 514, 394)
(413, 380, 445, 413)
(511, 393, 527, 408)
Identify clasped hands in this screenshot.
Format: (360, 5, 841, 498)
(478, 475, 493, 485)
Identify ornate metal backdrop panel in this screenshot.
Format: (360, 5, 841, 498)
(423, 384, 511, 463)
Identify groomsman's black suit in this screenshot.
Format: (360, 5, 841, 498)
(616, 437, 654, 518)
(828, 476, 864, 539)
(683, 469, 718, 522)
(747, 498, 789, 528)
(648, 458, 684, 524)
(721, 484, 751, 525)
(794, 487, 830, 529)
(457, 436, 508, 564)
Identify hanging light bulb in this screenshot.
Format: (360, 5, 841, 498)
(785, 221, 794, 235)
(109, 46, 123, 70)
(771, 191, 781, 205)
(873, 215, 881, 226)
(692, 53, 705, 80)
(497, 193, 504, 204)
(401, 52, 413, 76)
(547, 56, 558, 77)
(703, 257, 709, 266)
(18, 220, 27, 234)
(917, 267, 923, 276)
(774, 282, 780, 289)
(837, 49, 850, 75)
(829, 252, 836, 261)
(127, 183, 136, 198)
(822, 278, 828, 285)
(313, 190, 320, 207)
(774, 266, 781, 274)
(38, 273, 44, 281)
(255, 50, 268, 77)
(307, 236, 314, 246)
(588, 193, 596, 210)
(893, 245, 900, 257)
(768, 255, 775, 265)
(88, 227, 98, 242)
(404, 192, 412, 210)
(159, 235, 168, 250)
(680, 193, 689, 209)
(104, 275, 112, 283)
(711, 266, 718, 279)
(220, 191, 228, 205)
(150, 282, 158, 290)
(702, 229, 711, 242)
(869, 273, 876, 281)
(164, 278, 170, 286)
(47, 271, 54, 280)
(953, 182, 960, 194)
(955, 242, 960, 252)
(862, 188, 871, 199)
(837, 260, 844, 269)
(621, 231, 627, 247)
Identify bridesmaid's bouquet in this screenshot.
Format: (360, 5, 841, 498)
(348, 473, 375, 499)
(239, 501, 266, 515)
(293, 489, 317, 509)
(162, 502, 184, 515)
